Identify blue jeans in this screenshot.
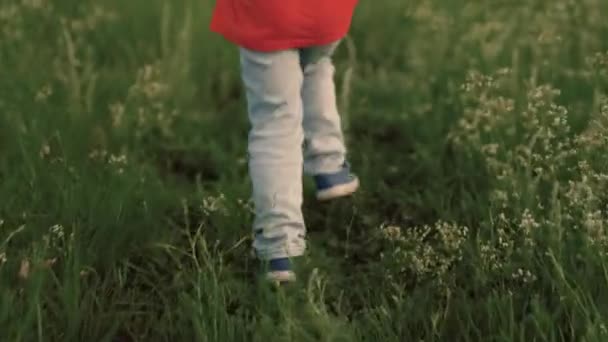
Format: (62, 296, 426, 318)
(239, 41, 347, 260)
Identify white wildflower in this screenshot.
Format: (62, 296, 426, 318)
(0, 252, 6, 266)
(519, 209, 540, 230)
(35, 84, 53, 102)
(380, 224, 402, 241)
(50, 224, 65, 240)
(511, 268, 537, 284)
(39, 143, 51, 159)
(202, 193, 227, 214)
(88, 149, 108, 161)
(108, 154, 127, 165)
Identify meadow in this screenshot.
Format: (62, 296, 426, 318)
(1, 0, 608, 340)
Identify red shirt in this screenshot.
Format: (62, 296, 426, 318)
(210, 0, 358, 52)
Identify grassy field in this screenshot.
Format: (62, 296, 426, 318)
(2, 0, 608, 340)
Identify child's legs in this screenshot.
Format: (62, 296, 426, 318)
(300, 41, 347, 175)
(239, 47, 306, 261)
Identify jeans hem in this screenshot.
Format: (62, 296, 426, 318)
(254, 245, 306, 261)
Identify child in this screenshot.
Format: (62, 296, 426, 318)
(210, 0, 359, 284)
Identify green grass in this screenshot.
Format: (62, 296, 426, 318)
(2, 0, 608, 340)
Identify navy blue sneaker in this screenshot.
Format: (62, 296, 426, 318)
(314, 162, 360, 201)
(263, 258, 296, 284)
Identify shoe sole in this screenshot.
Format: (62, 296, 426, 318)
(266, 270, 296, 284)
(316, 177, 360, 201)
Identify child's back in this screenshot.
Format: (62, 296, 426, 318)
(210, 0, 358, 51)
